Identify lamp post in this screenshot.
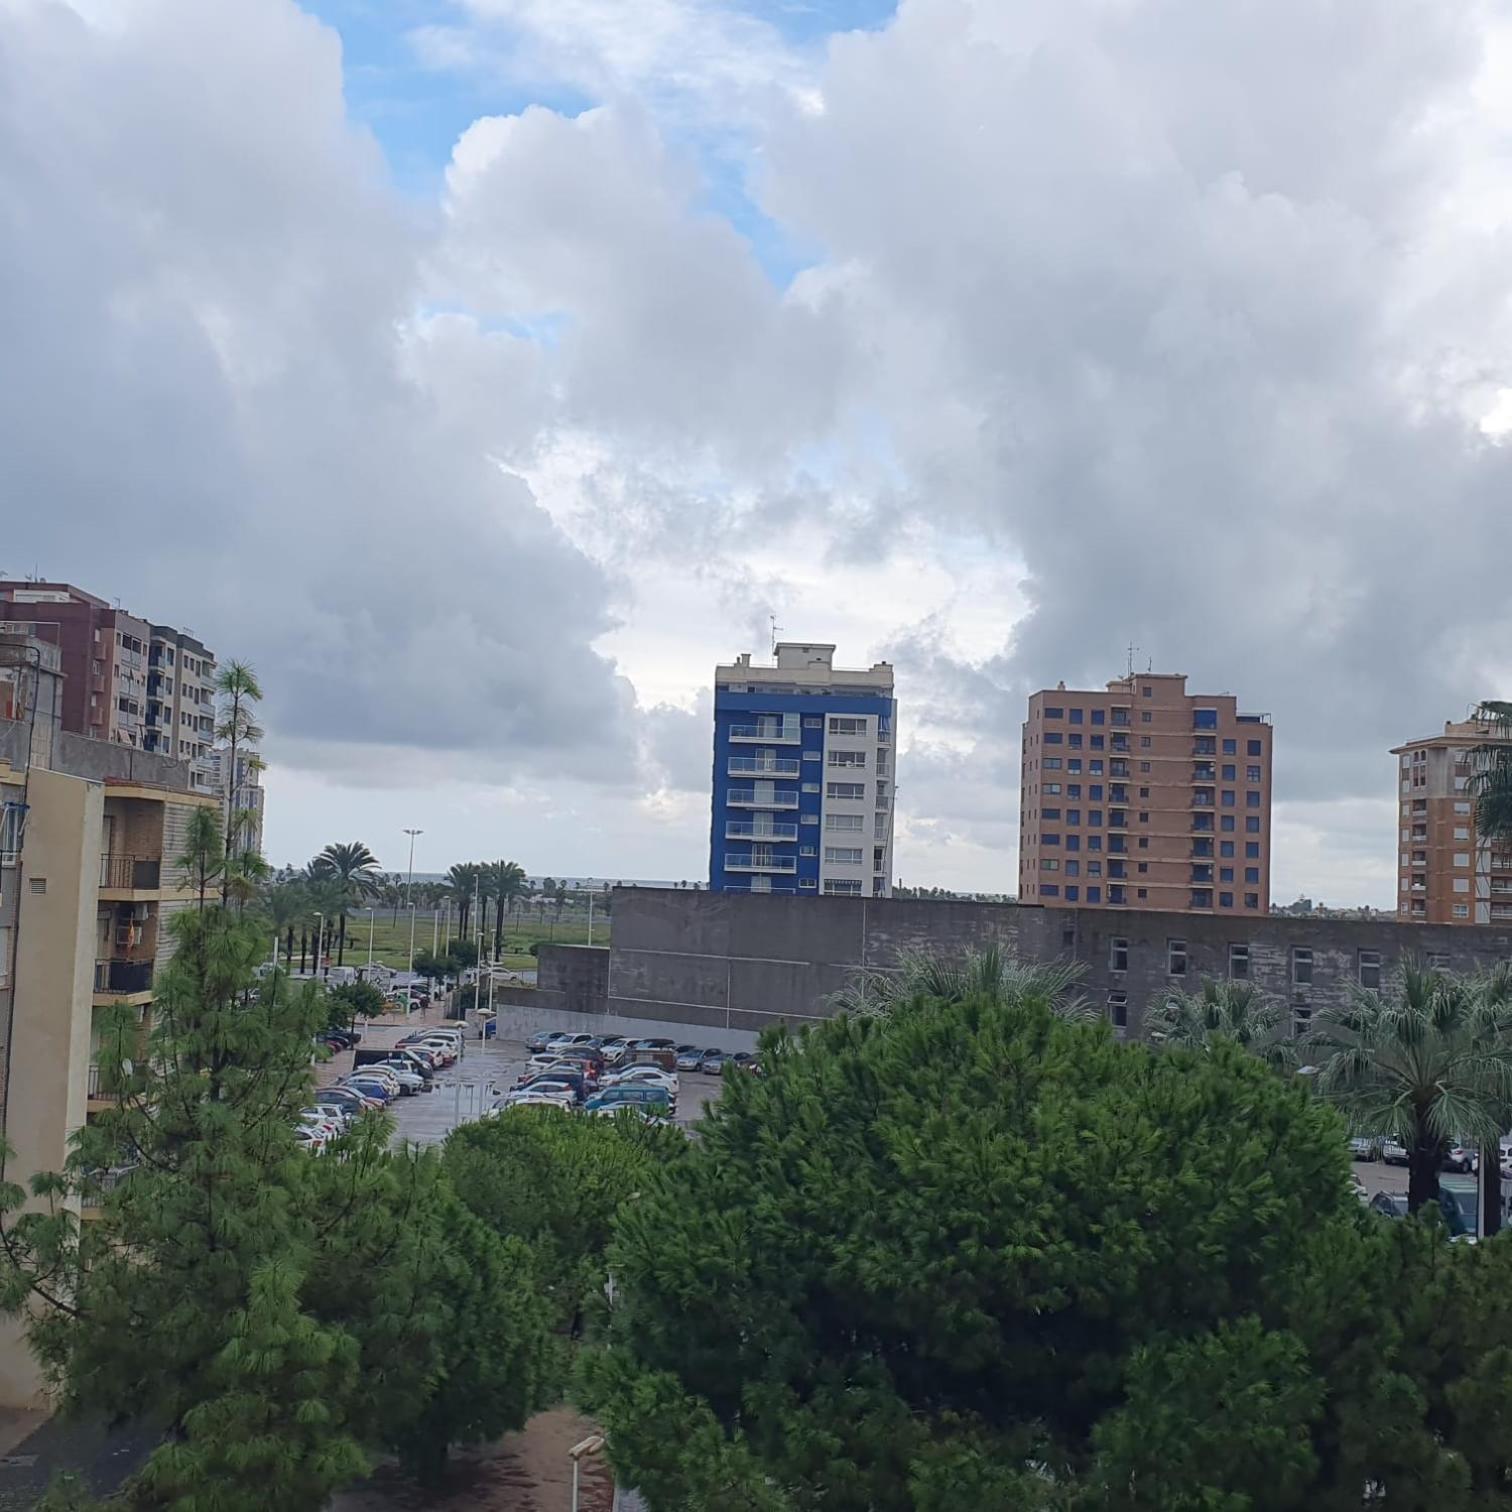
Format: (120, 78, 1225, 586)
(403, 828, 423, 974)
(313, 912, 324, 980)
(365, 906, 376, 969)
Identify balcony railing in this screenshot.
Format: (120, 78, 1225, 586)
(94, 959, 154, 995)
(728, 757, 801, 777)
(725, 854, 799, 874)
(727, 788, 800, 810)
(100, 855, 161, 890)
(726, 821, 798, 841)
(729, 724, 801, 744)
(722, 882, 798, 894)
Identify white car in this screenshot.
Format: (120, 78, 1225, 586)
(404, 1037, 460, 1063)
(601, 1065, 678, 1093)
(371, 1061, 425, 1094)
(500, 1091, 574, 1112)
(346, 1066, 403, 1095)
(295, 1127, 327, 1154)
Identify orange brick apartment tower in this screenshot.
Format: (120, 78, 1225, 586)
(1392, 717, 1512, 926)
(1019, 673, 1273, 914)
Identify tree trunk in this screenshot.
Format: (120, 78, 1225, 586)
(299, 929, 308, 974)
(1483, 1145, 1503, 1238)
(1407, 1137, 1443, 1215)
(337, 911, 347, 966)
(284, 925, 294, 968)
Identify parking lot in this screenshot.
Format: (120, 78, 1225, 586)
(326, 1020, 727, 1147)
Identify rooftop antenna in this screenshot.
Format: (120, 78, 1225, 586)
(770, 614, 783, 656)
(1126, 643, 1136, 680)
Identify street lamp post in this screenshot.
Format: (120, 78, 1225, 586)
(366, 906, 376, 969)
(403, 828, 423, 974)
(313, 912, 324, 980)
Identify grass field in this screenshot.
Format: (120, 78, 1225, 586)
(302, 907, 612, 972)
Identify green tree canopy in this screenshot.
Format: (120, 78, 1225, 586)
(1146, 977, 1297, 1071)
(582, 978, 1509, 1509)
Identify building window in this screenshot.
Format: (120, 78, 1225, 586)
(1108, 932, 1130, 974)
(1141, 711, 1153, 723)
(802, 783, 820, 794)
(1041, 885, 1059, 897)
(1137, 888, 1147, 899)
(1191, 889, 1213, 908)
(1220, 816, 1235, 832)
(1454, 878, 1470, 893)
(1427, 952, 1451, 972)
(803, 717, 823, 728)
(799, 879, 817, 889)
(1246, 817, 1261, 833)
(1108, 885, 1126, 904)
(1043, 833, 1061, 846)
(1090, 735, 1104, 750)
(1045, 758, 1062, 771)
(801, 814, 819, 826)
(1221, 790, 1236, 807)
(1066, 809, 1081, 826)
(1137, 862, 1148, 873)
(1088, 811, 1103, 826)
(1220, 841, 1235, 858)
(1222, 764, 1235, 781)
(1140, 761, 1151, 773)
(1140, 736, 1152, 748)
(1246, 790, 1261, 808)
(1065, 860, 1080, 878)
(1454, 827, 1471, 841)
(823, 879, 863, 896)
(800, 845, 817, 857)
(1248, 739, 1262, 756)
(1229, 944, 1250, 980)
(1245, 842, 1260, 859)
(1453, 903, 1470, 918)
(1293, 948, 1312, 985)
(1455, 801, 1471, 815)
(1086, 886, 1101, 903)
(1193, 708, 1218, 729)
(1220, 867, 1233, 883)
(827, 781, 865, 800)
(1087, 836, 1102, 852)
(1359, 950, 1382, 990)
(1065, 835, 1081, 852)
(828, 716, 867, 735)
(1043, 706, 1064, 719)
(1045, 783, 1061, 795)
(1092, 709, 1105, 725)
(828, 750, 866, 768)
(802, 750, 821, 762)
(1138, 786, 1149, 798)
(1244, 893, 1259, 910)
(1219, 892, 1234, 908)
(1065, 886, 1080, 902)
(1042, 807, 1061, 821)
(825, 814, 864, 832)
(1245, 867, 1260, 884)
(824, 847, 863, 864)
(1044, 732, 1064, 745)
(1453, 853, 1471, 867)
(1089, 784, 1103, 801)
(1040, 859, 1060, 872)
(1222, 738, 1236, 755)
(1168, 939, 1187, 976)
(1247, 765, 1262, 782)
(1069, 708, 1083, 724)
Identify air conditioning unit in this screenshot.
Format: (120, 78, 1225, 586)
(130, 903, 151, 922)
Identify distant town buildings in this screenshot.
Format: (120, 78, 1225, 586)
(0, 582, 263, 856)
(710, 643, 895, 898)
(1392, 717, 1512, 926)
(1019, 672, 1272, 915)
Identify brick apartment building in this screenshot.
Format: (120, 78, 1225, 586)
(1392, 716, 1512, 926)
(0, 582, 262, 855)
(1019, 672, 1272, 915)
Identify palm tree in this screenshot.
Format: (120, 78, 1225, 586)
(262, 880, 307, 971)
(445, 863, 479, 940)
(1307, 961, 1512, 1215)
(550, 879, 568, 939)
(308, 842, 382, 965)
(486, 860, 529, 959)
(213, 660, 264, 904)
(828, 943, 1092, 1021)
(300, 876, 346, 977)
(1145, 979, 1296, 1072)
(1470, 701, 1512, 1230)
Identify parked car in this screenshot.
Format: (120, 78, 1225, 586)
(585, 1085, 675, 1117)
(512, 1076, 586, 1105)
(499, 1092, 575, 1113)
(674, 1045, 704, 1071)
(516, 1069, 593, 1101)
(526, 1030, 596, 1055)
(730, 1052, 760, 1074)
(1369, 1191, 1409, 1219)
(1444, 1144, 1479, 1173)
(295, 1127, 327, 1154)
(1380, 1139, 1409, 1166)
(346, 1065, 402, 1095)
(1349, 1136, 1382, 1162)
(630, 1037, 677, 1052)
(371, 1061, 425, 1095)
(532, 1046, 605, 1078)
(341, 1077, 397, 1104)
(601, 1065, 678, 1093)
(698, 1049, 730, 1075)
(316, 1087, 382, 1114)
(311, 1101, 356, 1130)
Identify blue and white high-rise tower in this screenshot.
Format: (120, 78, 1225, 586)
(709, 643, 896, 897)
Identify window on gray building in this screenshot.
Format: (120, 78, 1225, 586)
(1108, 991, 1128, 1028)
(1292, 947, 1312, 985)
(1426, 952, 1450, 972)
(1229, 944, 1250, 980)
(1358, 950, 1382, 990)
(1110, 937, 1128, 972)
(1168, 939, 1187, 976)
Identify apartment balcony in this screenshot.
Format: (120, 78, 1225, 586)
(1192, 764, 1216, 781)
(729, 724, 801, 744)
(725, 821, 798, 841)
(99, 854, 161, 891)
(728, 756, 801, 778)
(726, 788, 799, 810)
(724, 853, 798, 874)
(722, 882, 797, 894)
(94, 959, 154, 996)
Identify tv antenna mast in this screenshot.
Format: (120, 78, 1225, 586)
(770, 614, 784, 655)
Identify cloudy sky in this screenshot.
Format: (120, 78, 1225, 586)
(5, 0, 1512, 904)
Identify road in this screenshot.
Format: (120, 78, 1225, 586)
(336, 1020, 725, 1147)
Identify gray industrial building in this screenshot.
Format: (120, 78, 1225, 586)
(499, 887, 1512, 1039)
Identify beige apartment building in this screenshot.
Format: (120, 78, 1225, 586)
(1392, 717, 1512, 926)
(1019, 672, 1273, 914)
(0, 634, 218, 1407)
